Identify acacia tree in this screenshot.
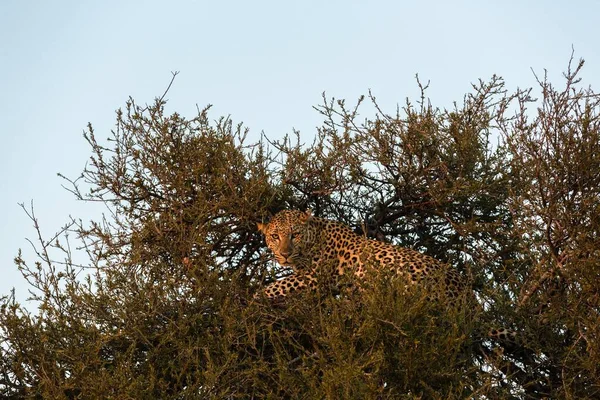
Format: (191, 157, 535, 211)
(1, 58, 599, 399)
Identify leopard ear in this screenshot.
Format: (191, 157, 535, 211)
(300, 209, 313, 223)
(257, 222, 266, 233)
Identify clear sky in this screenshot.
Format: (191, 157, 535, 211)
(1, 1, 599, 304)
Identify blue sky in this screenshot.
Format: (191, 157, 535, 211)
(1, 1, 599, 304)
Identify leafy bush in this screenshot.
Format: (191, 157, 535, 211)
(2, 58, 599, 399)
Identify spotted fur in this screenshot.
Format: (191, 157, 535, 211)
(256, 209, 464, 300)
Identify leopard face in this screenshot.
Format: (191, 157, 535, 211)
(257, 210, 314, 268)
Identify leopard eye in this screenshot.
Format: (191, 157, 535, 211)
(270, 233, 279, 240)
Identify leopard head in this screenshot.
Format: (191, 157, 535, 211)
(257, 210, 313, 267)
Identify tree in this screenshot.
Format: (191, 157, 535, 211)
(1, 57, 599, 399)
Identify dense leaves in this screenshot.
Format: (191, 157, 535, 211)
(2, 59, 600, 398)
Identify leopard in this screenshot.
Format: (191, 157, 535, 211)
(256, 209, 464, 301)
(256, 209, 518, 344)
(254, 209, 530, 383)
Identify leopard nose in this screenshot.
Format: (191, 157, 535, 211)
(280, 250, 291, 258)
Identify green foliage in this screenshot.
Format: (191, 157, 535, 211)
(2, 59, 600, 398)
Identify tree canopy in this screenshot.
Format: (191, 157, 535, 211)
(2, 57, 600, 399)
